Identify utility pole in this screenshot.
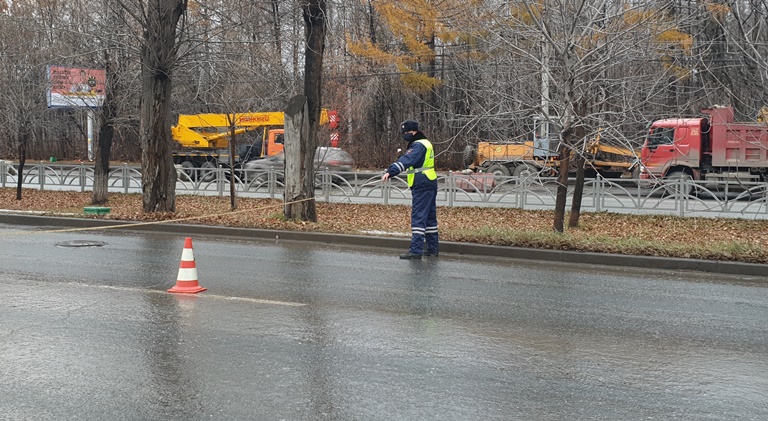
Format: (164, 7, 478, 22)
(541, 38, 550, 128)
(536, 38, 553, 157)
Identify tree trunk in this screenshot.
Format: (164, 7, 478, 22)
(139, 65, 176, 212)
(92, 118, 112, 205)
(286, 0, 326, 222)
(303, 0, 326, 133)
(568, 154, 585, 228)
(228, 119, 237, 210)
(138, 0, 187, 213)
(15, 138, 27, 201)
(92, 52, 118, 205)
(554, 54, 577, 233)
(283, 95, 314, 221)
(302, 0, 326, 146)
(270, 0, 285, 87)
(568, 121, 588, 229)
(553, 139, 570, 233)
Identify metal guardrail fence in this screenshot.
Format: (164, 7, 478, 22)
(2, 161, 768, 219)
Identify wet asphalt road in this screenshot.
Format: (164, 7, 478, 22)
(1, 223, 767, 420)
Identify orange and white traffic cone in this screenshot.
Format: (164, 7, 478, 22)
(168, 237, 207, 294)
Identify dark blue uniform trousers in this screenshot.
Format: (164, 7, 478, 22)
(409, 183, 439, 255)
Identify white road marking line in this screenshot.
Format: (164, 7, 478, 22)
(81, 283, 306, 307)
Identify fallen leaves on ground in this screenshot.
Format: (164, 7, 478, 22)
(2, 188, 767, 264)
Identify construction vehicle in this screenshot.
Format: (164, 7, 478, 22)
(171, 109, 331, 179)
(582, 137, 640, 178)
(640, 106, 768, 189)
(463, 120, 637, 180)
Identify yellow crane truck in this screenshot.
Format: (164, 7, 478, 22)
(171, 110, 330, 179)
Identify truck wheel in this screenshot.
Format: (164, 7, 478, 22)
(180, 161, 197, 181)
(486, 164, 511, 182)
(463, 145, 477, 168)
(513, 163, 536, 179)
(200, 161, 216, 182)
(665, 171, 693, 196)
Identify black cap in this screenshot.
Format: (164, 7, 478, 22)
(400, 120, 419, 134)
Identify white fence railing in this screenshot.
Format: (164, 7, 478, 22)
(2, 161, 768, 219)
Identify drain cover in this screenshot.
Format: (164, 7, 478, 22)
(55, 240, 108, 248)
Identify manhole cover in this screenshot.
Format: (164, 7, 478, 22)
(55, 240, 108, 248)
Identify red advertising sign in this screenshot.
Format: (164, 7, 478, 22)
(47, 66, 106, 108)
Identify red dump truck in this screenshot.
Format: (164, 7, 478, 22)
(640, 107, 768, 187)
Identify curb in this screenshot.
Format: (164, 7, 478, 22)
(1, 213, 767, 279)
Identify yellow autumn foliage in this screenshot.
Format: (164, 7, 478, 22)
(656, 29, 693, 51)
(507, 1, 543, 25)
(397, 64, 441, 93)
(704, 1, 731, 21)
(346, 37, 397, 65)
(623, 9, 655, 26)
(347, 0, 475, 92)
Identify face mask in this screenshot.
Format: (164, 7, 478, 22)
(402, 133, 415, 142)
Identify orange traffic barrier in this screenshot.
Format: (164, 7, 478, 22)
(168, 237, 207, 294)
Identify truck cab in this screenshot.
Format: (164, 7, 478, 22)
(238, 129, 285, 162)
(641, 107, 768, 184)
(640, 117, 705, 180)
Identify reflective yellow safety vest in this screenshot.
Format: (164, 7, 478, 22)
(406, 139, 437, 187)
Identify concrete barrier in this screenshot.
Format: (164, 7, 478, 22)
(455, 173, 496, 190)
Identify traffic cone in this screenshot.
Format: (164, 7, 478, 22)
(168, 237, 207, 294)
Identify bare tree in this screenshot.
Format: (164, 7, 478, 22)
(481, 0, 696, 231)
(92, 0, 134, 205)
(111, 0, 187, 212)
(91, 52, 117, 205)
(284, 0, 327, 222)
(706, 0, 768, 116)
(0, 7, 48, 200)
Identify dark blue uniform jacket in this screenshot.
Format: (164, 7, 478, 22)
(385, 132, 437, 189)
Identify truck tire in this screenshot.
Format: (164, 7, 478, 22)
(486, 164, 511, 182)
(180, 161, 197, 181)
(200, 161, 217, 182)
(513, 163, 536, 179)
(665, 171, 693, 196)
(463, 145, 476, 168)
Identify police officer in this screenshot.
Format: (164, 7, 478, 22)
(381, 120, 439, 259)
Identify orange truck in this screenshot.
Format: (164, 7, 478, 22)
(464, 134, 637, 180)
(639, 107, 768, 186)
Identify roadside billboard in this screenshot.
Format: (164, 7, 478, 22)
(47, 66, 106, 108)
